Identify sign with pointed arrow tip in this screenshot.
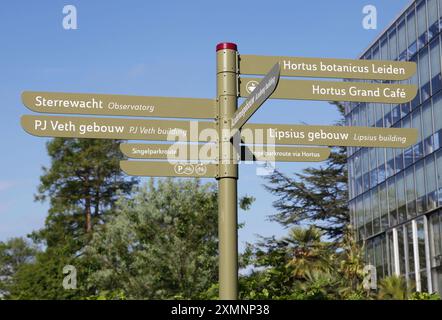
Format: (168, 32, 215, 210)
(241, 123, 418, 148)
(239, 78, 417, 104)
(231, 63, 280, 131)
(239, 55, 417, 80)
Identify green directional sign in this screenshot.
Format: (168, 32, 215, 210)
(240, 145, 331, 162)
(239, 78, 417, 104)
(21, 115, 215, 142)
(120, 160, 217, 178)
(231, 63, 280, 130)
(239, 55, 416, 80)
(241, 123, 418, 148)
(120, 143, 217, 161)
(22, 91, 216, 119)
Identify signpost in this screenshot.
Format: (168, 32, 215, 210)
(239, 78, 417, 103)
(241, 123, 418, 148)
(20, 42, 419, 300)
(231, 63, 280, 130)
(239, 54, 417, 80)
(21, 115, 215, 142)
(22, 91, 216, 119)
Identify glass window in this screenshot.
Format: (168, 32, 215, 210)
(389, 29, 398, 60)
(388, 177, 398, 226)
(384, 104, 392, 127)
(367, 240, 375, 267)
(395, 147, 404, 172)
(397, 172, 407, 222)
(407, 9, 418, 56)
(386, 148, 395, 177)
(412, 107, 423, 143)
(375, 103, 384, 127)
(373, 44, 380, 61)
(398, 18, 407, 60)
(427, 0, 439, 39)
(364, 193, 373, 237)
(422, 101, 435, 156)
(410, 56, 421, 109)
(406, 223, 415, 281)
(377, 148, 386, 182)
(403, 115, 414, 167)
(412, 108, 424, 161)
(356, 196, 365, 239)
(422, 101, 434, 139)
(349, 200, 356, 230)
(354, 151, 362, 175)
(381, 37, 389, 60)
(362, 148, 369, 174)
(387, 231, 395, 276)
(417, 0, 428, 48)
(375, 237, 384, 277)
(434, 92, 442, 132)
(372, 188, 381, 234)
(405, 166, 416, 218)
(380, 183, 389, 230)
(398, 226, 406, 274)
(436, 149, 442, 205)
(415, 160, 427, 213)
(430, 37, 442, 94)
(392, 104, 401, 124)
(419, 47, 431, 102)
(430, 212, 441, 269)
(425, 155, 438, 209)
(417, 224, 426, 263)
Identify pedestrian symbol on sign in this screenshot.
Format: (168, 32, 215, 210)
(245, 80, 259, 94)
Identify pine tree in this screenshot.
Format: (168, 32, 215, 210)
(264, 103, 348, 241)
(34, 138, 137, 244)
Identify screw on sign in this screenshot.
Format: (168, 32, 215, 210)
(20, 41, 418, 300)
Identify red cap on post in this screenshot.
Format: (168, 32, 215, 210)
(216, 42, 237, 51)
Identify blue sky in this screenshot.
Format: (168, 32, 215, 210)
(0, 0, 410, 249)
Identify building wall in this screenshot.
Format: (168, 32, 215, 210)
(346, 0, 442, 293)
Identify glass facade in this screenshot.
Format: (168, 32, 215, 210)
(346, 0, 442, 293)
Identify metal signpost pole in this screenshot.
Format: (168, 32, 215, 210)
(216, 42, 238, 300)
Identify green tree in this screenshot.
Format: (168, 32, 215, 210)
(7, 138, 137, 299)
(239, 226, 336, 299)
(85, 178, 219, 299)
(264, 103, 348, 241)
(284, 227, 333, 279)
(35, 138, 137, 239)
(6, 247, 80, 300)
(377, 275, 410, 300)
(0, 238, 37, 298)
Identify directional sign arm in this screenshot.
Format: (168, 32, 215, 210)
(239, 78, 417, 104)
(22, 91, 216, 119)
(239, 55, 417, 80)
(241, 123, 418, 148)
(231, 63, 280, 131)
(21, 115, 215, 142)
